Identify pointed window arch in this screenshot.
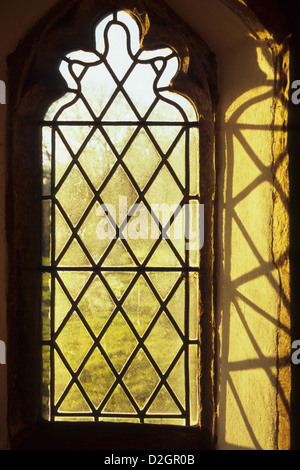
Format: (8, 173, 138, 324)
(7, 0, 217, 448)
(41, 10, 202, 426)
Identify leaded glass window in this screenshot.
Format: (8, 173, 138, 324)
(41, 10, 201, 426)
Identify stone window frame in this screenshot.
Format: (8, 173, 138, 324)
(6, 0, 217, 450)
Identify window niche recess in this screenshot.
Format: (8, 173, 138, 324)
(7, 0, 217, 450)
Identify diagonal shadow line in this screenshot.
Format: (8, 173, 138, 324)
(234, 148, 289, 210)
(230, 151, 288, 210)
(227, 373, 263, 450)
(226, 355, 291, 372)
(232, 262, 290, 310)
(231, 126, 289, 213)
(235, 289, 290, 335)
(231, 207, 275, 264)
(232, 296, 278, 383)
(231, 170, 272, 207)
(227, 88, 274, 127)
(231, 208, 282, 289)
(233, 128, 269, 173)
(227, 357, 276, 371)
(219, 117, 235, 448)
(226, 86, 275, 159)
(231, 248, 290, 313)
(232, 296, 291, 416)
(222, 83, 289, 449)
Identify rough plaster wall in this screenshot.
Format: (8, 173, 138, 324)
(0, 0, 289, 450)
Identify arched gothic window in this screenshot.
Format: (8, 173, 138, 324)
(7, 1, 216, 449)
(42, 10, 202, 426)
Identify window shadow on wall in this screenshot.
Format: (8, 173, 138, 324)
(216, 44, 290, 450)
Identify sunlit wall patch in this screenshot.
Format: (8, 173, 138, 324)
(41, 9, 201, 425)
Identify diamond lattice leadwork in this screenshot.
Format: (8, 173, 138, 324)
(41, 10, 201, 425)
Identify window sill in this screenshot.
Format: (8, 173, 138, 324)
(11, 421, 214, 450)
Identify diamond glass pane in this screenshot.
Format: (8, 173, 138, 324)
(147, 271, 181, 301)
(59, 239, 91, 267)
(145, 312, 182, 374)
(101, 312, 138, 373)
(123, 63, 157, 117)
(77, 276, 115, 335)
(54, 279, 72, 331)
(101, 271, 135, 300)
(55, 131, 72, 186)
(79, 349, 115, 409)
(122, 275, 160, 336)
(78, 202, 115, 264)
(56, 165, 94, 227)
(80, 63, 117, 118)
(147, 386, 181, 415)
(100, 165, 138, 220)
(59, 271, 91, 301)
(124, 203, 158, 264)
(123, 349, 160, 409)
(167, 353, 186, 408)
(42, 10, 200, 425)
(102, 384, 137, 415)
(55, 206, 72, 260)
(54, 351, 72, 406)
(58, 125, 92, 155)
(123, 128, 161, 190)
(146, 166, 183, 218)
(56, 312, 93, 372)
(78, 129, 117, 190)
